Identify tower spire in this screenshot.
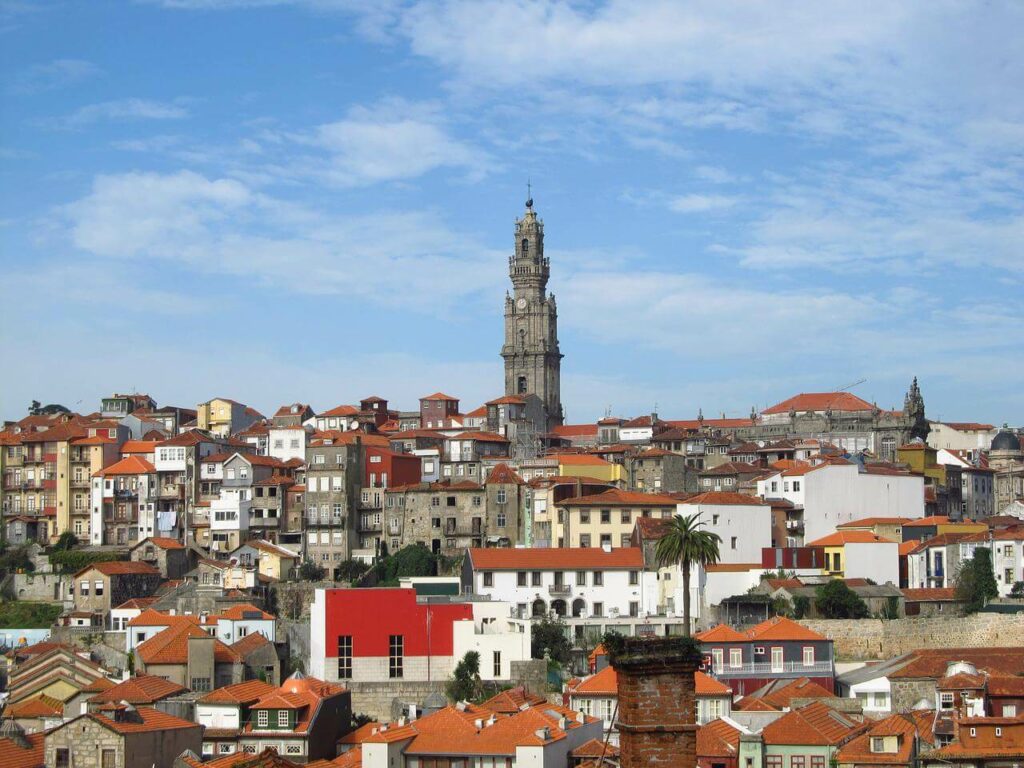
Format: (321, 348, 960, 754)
(526, 178, 533, 210)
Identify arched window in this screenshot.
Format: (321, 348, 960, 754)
(521, 238, 529, 256)
(517, 376, 528, 395)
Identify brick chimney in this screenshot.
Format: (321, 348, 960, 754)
(611, 636, 700, 768)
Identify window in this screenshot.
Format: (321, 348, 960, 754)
(621, 534, 631, 547)
(94, 580, 104, 596)
(472, 496, 481, 507)
(258, 710, 269, 727)
(483, 572, 493, 587)
(712, 514, 719, 525)
(389, 635, 404, 678)
(621, 510, 631, 524)
(531, 572, 542, 586)
(629, 601, 639, 617)
(802, 646, 815, 666)
(191, 677, 211, 692)
(80, 580, 90, 596)
(277, 710, 289, 728)
(580, 510, 590, 524)
(600, 509, 611, 524)
(810, 758, 824, 768)
(940, 692, 953, 709)
(493, 650, 502, 677)
(871, 738, 885, 753)
(576, 571, 587, 586)
(729, 648, 742, 668)
(629, 571, 639, 585)
(593, 571, 603, 586)
(517, 571, 527, 587)
(793, 481, 801, 492)
(337, 635, 352, 679)
(731, 536, 737, 550)
(592, 602, 603, 617)
(791, 757, 805, 768)
(970, 727, 976, 737)
(496, 489, 507, 504)
(580, 534, 591, 548)
(286, 745, 302, 755)
(497, 512, 506, 527)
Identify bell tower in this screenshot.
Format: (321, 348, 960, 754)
(501, 195, 563, 429)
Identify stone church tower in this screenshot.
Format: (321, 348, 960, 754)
(501, 197, 563, 430)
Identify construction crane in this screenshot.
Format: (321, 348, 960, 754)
(834, 378, 866, 392)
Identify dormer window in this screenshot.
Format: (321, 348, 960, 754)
(257, 710, 268, 727)
(277, 709, 289, 728)
(871, 738, 884, 753)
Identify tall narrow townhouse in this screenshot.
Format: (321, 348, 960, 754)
(90, 456, 158, 546)
(154, 431, 231, 548)
(210, 453, 292, 553)
(304, 433, 363, 577)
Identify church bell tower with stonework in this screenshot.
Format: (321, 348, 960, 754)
(501, 196, 563, 430)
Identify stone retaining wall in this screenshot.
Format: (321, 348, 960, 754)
(798, 613, 1024, 660)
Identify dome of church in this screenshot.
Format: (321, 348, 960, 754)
(991, 429, 1021, 452)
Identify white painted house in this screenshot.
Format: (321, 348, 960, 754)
(756, 462, 924, 543)
(677, 491, 773, 565)
(462, 546, 688, 642)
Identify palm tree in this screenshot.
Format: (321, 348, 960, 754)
(655, 513, 722, 635)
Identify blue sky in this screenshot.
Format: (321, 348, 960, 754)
(1, 1, 1022, 425)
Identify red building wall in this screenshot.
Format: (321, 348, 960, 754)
(364, 448, 421, 488)
(321, 588, 472, 659)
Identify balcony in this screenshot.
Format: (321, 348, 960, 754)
(159, 485, 185, 499)
(548, 584, 572, 596)
(359, 520, 383, 533)
(711, 660, 833, 678)
(250, 516, 281, 528)
(114, 488, 138, 499)
(785, 520, 804, 531)
(70, 478, 90, 489)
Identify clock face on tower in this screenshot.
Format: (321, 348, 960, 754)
(516, 297, 527, 309)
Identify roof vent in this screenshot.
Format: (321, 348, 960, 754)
(474, 718, 483, 730)
(455, 701, 467, 712)
(601, 542, 612, 553)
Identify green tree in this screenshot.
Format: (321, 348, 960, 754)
(445, 651, 482, 703)
(51, 531, 79, 553)
(297, 560, 325, 581)
(955, 547, 999, 613)
(880, 595, 901, 620)
(1010, 581, 1024, 599)
(336, 559, 369, 584)
(792, 595, 811, 619)
(372, 543, 438, 585)
(815, 580, 869, 619)
(531, 615, 572, 665)
(655, 513, 722, 634)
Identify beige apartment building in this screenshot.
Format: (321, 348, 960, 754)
(556, 488, 680, 548)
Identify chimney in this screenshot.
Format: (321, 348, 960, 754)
(611, 636, 700, 768)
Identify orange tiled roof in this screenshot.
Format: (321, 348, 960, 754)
(835, 713, 921, 764)
(901, 587, 958, 601)
(232, 631, 273, 657)
(762, 701, 865, 746)
(3, 693, 64, 718)
(136, 622, 240, 665)
(888, 648, 1024, 679)
(682, 491, 768, 506)
(478, 686, 546, 714)
(0, 731, 45, 768)
(198, 678, 277, 705)
(218, 603, 275, 621)
(469, 547, 643, 570)
(695, 624, 748, 642)
(747, 616, 827, 642)
(420, 392, 458, 401)
(698, 718, 742, 758)
(88, 674, 188, 704)
(763, 392, 875, 415)
(551, 424, 599, 437)
(808, 531, 897, 546)
(121, 440, 159, 454)
(74, 561, 160, 578)
(137, 536, 184, 550)
(97, 455, 155, 476)
(89, 706, 200, 734)
(837, 517, 914, 528)
(485, 463, 524, 485)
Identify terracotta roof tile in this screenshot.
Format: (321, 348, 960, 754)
(763, 392, 875, 416)
(808, 531, 897, 546)
(0, 731, 45, 768)
(88, 674, 188, 704)
(198, 679, 278, 705)
(560, 488, 679, 507)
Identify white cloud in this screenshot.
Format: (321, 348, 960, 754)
(309, 100, 491, 186)
(668, 194, 737, 214)
(61, 169, 505, 309)
(9, 58, 99, 94)
(51, 98, 189, 128)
